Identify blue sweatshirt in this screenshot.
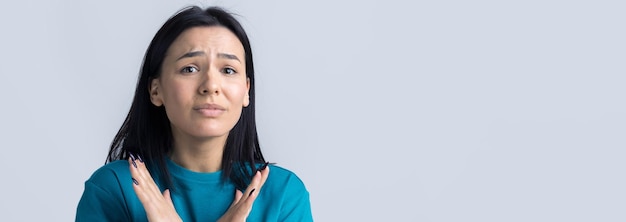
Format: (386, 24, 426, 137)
(76, 159, 313, 221)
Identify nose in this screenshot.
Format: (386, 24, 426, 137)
(198, 67, 220, 95)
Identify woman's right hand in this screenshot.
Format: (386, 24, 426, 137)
(129, 154, 183, 222)
(218, 165, 270, 222)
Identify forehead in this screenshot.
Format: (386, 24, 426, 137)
(166, 26, 245, 59)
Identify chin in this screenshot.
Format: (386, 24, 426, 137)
(192, 128, 231, 138)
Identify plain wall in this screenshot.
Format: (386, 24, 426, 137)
(0, 0, 624, 221)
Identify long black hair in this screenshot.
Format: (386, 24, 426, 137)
(107, 6, 265, 190)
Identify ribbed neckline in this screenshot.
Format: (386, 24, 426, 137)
(166, 158, 223, 184)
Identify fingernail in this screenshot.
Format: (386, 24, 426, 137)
(129, 154, 137, 168)
(249, 188, 256, 196)
(132, 178, 139, 185)
(137, 154, 144, 163)
(258, 162, 269, 171)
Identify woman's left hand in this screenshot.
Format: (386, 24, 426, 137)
(218, 165, 270, 222)
(129, 154, 183, 222)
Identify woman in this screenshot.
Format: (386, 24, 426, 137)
(76, 6, 313, 221)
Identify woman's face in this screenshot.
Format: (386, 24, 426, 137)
(150, 26, 249, 140)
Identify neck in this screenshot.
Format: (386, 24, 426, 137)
(169, 133, 228, 173)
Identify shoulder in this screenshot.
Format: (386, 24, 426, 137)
(82, 160, 141, 202)
(255, 165, 313, 221)
(77, 160, 138, 221)
(264, 164, 309, 194)
(86, 160, 131, 188)
(267, 165, 304, 181)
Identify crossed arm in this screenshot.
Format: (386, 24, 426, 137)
(128, 156, 270, 222)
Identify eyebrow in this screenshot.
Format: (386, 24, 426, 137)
(176, 51, 241, 63)
(217, 53, 241, 62)
(176, 51, 206, 61)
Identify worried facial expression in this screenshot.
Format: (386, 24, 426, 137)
(150, 26, 249, 140)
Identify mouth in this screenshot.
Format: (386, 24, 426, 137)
(194, 103, 226, 110)
(193, 103, 226, 117)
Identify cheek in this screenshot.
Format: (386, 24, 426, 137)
(222, 79, 248, 100)
(225, 82, 248, 104)
(162, 81, 194, 108)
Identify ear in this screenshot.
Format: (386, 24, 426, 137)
(243, 78, 250, 107)
(149, 78, 164, 106)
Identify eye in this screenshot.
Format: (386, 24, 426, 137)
(181, 66, 199, 73)
(222, 67, 237, 75)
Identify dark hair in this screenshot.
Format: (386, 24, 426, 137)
(107, 6, 265, 190)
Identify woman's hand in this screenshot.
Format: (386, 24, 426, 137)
(218, 163, 270, 222)
(129, 154, 183, 222)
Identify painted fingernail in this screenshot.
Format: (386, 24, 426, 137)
(132, 178, 139, 185)
(129, 154, 137, 168)
(137, 154, 144, 163)
(258, 162, 269, 171)
(249, 188, 256, 196)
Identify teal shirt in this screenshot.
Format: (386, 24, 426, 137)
(76, 159, 313, 221)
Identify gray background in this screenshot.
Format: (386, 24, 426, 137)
(0, 0, 624, 221)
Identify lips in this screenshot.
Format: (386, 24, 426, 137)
(193, 103, 226, 117)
